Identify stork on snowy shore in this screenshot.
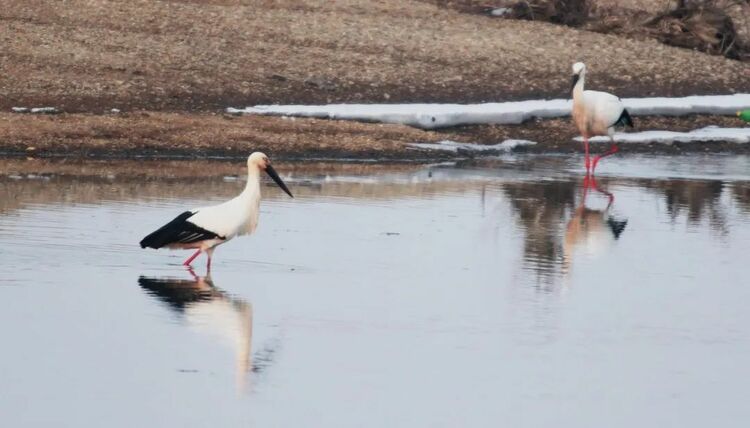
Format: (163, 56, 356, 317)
(571, 62, 634, 173)
(140, 152, 293, 270)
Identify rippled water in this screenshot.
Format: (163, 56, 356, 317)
(2, 155, 750, 427)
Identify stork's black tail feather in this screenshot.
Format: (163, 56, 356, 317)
(607, 217, 628, 239)
(615, 108, 634, 128)
(140, 211, 220, 249)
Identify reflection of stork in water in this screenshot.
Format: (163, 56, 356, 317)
(138, 269, 253, 391)
(563, 175, 628, 273)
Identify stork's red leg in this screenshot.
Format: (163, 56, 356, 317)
(589, 175, 615, 208)
(183, 249, 201, 266)
(584, 137, 591, 172)
(185, 266, 199, 281)
(581, 173, 592, 205)
(591, 144, 619, 173)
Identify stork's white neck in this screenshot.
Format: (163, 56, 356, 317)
(242, 165, 262, 199)
(573, 71, 585, 100)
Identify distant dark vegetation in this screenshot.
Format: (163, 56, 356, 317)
(430, 0, 750, 60)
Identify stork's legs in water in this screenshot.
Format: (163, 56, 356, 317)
(584, 174, 614, 208)
(182, 248, 215, 272)
(583, 137, 591, 172)
(186, 266, 199, 281)
(591, 141, 619, 173)
(582, 174, 591, 202)
(183, 249, 202, 266)
(205, 248, 215, 272)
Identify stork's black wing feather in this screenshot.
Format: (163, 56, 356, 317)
(139, 211, 222, 249)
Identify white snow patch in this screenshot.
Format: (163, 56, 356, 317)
(490, 7, 512, 16)
(409, 139, 536, 153)
(227, 101, 571, 129)
(228, 94, 750, 130)
(409, 127, 749, 152)
(578, 126, 750, 144)
(12, 107, 60, 114)
(31, 107, 59, 114)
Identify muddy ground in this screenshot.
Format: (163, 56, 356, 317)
(1, 0, 749, 160)
(1, 112, 746, 160)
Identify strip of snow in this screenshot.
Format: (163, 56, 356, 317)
(410, 127, 749, 153)
(31, 107, 59, 114)
(11, 107, 60, 114)
(409, 139, 536, 153)
(227, 101, 571, 129)
(489, 7, 512, 16)
(228, 94, 750, 129)
(578, 126, 750, 144)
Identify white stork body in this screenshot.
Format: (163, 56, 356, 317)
(571, 62, 633, 173)
(186, 174, 262, 244)
(140, 152, 293, 270)
(574, 90, 624, 138)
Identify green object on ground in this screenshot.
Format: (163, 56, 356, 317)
(739, 109, 750, 122)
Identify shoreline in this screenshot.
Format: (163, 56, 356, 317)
(1, 110, 748, 162)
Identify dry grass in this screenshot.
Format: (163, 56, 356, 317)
(591, 0, 750, 60)
(1, 0, 748, 115)
(0, 111, 449, 159)
(2, 111, 748, 160)
(1, 0, 748, 159)
(438, 0, 750, 59)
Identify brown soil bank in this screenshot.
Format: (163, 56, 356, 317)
(431, 1, 750, 60)
(2, 0, 749, 113)
(2, 112, 748, 161)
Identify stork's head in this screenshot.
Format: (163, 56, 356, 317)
(248, 152, 270, 169)
(247, 152, 293, 198)
(571, 62, 586, 91)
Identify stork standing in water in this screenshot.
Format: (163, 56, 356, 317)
(571, 62, 634, 173)
(140, 152, 293, 270)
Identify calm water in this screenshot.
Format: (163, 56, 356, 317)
(1, 155, 750, 427)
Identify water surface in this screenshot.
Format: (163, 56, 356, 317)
(1, 155, 749, 427)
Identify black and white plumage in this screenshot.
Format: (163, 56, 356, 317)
(140, 152, 293, 269)
(571, 62, 634, 173)
(140, 211, 224, 249)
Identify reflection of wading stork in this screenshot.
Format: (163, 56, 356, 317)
(571, 62, 634, 173)
(563, 176, 628, 273)
(138, 270, 254, 391)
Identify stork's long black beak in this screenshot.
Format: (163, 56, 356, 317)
(570, 74, 579, 92)
(266, 165, 293, 198)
